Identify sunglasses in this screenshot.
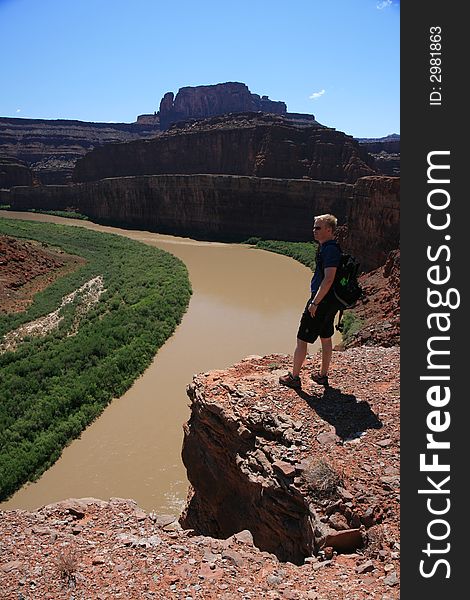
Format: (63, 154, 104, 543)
(313, 226, 322, 230)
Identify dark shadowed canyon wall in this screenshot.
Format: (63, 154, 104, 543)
(0, 117, 160, 184)
(73, 114, 377, 185)
(337, 176, 400, 270)
(357, 135, 400, 177)
(6, 174, 398, 271)
(0, 156, 33, 188)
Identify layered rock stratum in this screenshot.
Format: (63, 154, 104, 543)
(356, 135, 400, 177)
(0, 118, 160, 184)
(73, 113, 376, 184)
(1, 83, 398, 188)
(181, 348, 399, 556)
(0, 83, 317, 185)
(0, 155, 34, 189)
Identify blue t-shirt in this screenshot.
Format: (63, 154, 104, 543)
(310, 240, 341, 294)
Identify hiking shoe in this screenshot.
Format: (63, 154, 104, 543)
(279, 372, 301, 389)
(311, 373, 329, 387)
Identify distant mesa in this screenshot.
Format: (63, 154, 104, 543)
(136, 81, 319, 130)
(154, 82, 288, 130)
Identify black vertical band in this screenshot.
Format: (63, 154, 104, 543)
(401, 3, 465, 596)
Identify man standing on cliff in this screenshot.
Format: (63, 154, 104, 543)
(279, 213, 341, 389)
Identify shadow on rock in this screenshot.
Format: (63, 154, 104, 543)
(296, 386, 383, 440)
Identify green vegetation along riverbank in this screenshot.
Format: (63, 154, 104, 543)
(247, 238, 318, 270)
(0, 218, 191, 501)
(0, 207, 90, 220)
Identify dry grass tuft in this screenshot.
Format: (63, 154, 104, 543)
(53, 546, 79, 587)
(302, 458, 344, 499)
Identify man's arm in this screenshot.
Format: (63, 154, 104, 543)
(308, 266, 337, 316)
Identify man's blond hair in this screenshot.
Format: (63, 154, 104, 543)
(314, 213, 337, 232)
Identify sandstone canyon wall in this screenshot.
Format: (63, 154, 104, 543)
(0, 117, 160, 185)
(73, 114, 377, 184)
(357, 135, 400, 177)
(336, 176, 400, 270)
(0, 155, 33, 189)
(7, 174, 399, 271)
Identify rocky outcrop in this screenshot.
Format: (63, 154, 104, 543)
(7, 174, 399, 270)
(158, 82, 287, 130)
(73, 113, 376, 184)
(1, 493, 400, 598)
(0, 117, 160, 185)
(0, 348, 400, 597)
(0, 235, 86, 314)
(180, 348, 399, 566)
(138, 83, 317, 130)
(0, 155, 33, 189)
(346, 249, 400, 347)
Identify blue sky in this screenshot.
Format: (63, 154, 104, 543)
(0, 0, 399, 138)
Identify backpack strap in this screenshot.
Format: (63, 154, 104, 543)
(335, 309, 344, 332)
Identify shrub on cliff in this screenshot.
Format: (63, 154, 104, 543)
(0, 218, 191, 501)
(340, 312, 364, 345)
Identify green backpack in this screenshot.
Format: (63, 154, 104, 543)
(332, 252, 363, 332)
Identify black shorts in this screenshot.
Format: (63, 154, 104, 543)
(297, 295, 340, 343)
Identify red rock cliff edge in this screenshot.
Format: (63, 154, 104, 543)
(1, 347, 400, 599)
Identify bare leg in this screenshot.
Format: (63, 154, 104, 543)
(320, 336, 333, 376)
(293, 338, 308, 377)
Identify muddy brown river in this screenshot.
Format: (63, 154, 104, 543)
(0, 212, 340, 514)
